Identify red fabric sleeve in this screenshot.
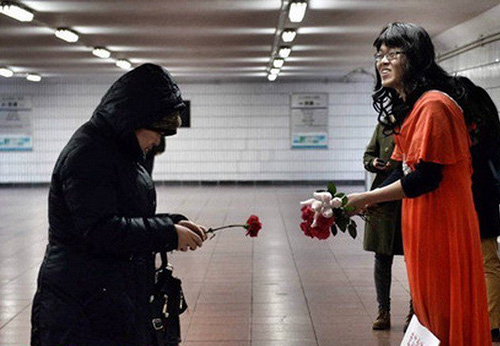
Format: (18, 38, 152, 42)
(403, 92, 471, 167)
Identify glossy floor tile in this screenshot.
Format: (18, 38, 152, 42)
(0, 185, 495, 345)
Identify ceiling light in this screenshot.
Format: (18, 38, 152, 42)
(92, 47, 111, 59)
(288, 1, 307, 23)
(270, 68, 280, 75)
(26, 73, 41, 82)
(278, 47, 291, 58)
(281, 29, 297, 43)
(0, 67, 14, 78)
(273, 58, 284, 68)
(55, 28, 79, 43)
(116, 59, 132, 70)
(267, 74, 277, 82)
(0, 1, 34, 22)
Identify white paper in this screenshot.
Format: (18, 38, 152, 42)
(401, 315, 440, 346)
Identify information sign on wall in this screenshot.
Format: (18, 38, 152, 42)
(0, 96, 33, 151)
(290, 93, 328, 149)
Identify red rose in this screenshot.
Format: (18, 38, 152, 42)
(300, 221, 315, 238)
(315, 213, 335, 229)
(312, 228, 330, 240)
(311, 214, 333, 240)
(300, 206, 315, 238)
(301, 206, 314, 222)
(300, 205, 335, 240)
(300, 206, 334, 240)
(245, 215, 262, 237)
(299, 183, 358, 241)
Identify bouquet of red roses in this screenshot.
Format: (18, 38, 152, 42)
(300, 182, 357, 240)
(205, 215, 262, 238)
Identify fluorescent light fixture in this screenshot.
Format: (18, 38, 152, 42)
(26, 73, 41, 82)
(116, 59, 132, 70)
(281, 29, 297, 43)
(92, 47, 111, 59)
(0, 1, 34, 22)
(273, 58, 284, 68)
(278, 46, 291, 58)
(55, 28, 79, 43)
(270, 68, 280, 75)
(267, 74, 277, 82)
(0, 67, 14, 78)
(288, 1, 307, 23)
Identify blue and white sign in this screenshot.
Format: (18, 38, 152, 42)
(0, 96, 33, 151)
(291, 93, 328, 149)
(292, 132, 328, 148)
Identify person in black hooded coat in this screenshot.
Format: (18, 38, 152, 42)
(31, 63, 206, 346)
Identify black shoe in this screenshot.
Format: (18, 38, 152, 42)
(492, 328, 500, 342)
(372, 310, 391, 330)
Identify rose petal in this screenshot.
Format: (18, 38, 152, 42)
(312, 226, 331, 240)
(300, 221, 314, 238)
(301, 206, 314, 221)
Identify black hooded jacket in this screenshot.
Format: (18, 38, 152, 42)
(31, 64, 186, 346)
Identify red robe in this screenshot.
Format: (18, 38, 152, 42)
(392, 91, 491, 346)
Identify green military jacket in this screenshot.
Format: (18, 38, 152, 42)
(363, 123, 403, 255)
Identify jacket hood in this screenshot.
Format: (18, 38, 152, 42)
(90, 64, 185, 159)
(91, 63, 185, 135)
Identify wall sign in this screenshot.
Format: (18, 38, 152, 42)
(0, 96, 33, 151)
(290, 93, 328, 149)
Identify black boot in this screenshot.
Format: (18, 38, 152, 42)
(492, 328, 500, 342)
(373, 309, 391, 330)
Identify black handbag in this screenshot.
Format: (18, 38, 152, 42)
(151, 252, 188, 346)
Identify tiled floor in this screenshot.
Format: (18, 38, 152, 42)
(0, 185, 493, 346)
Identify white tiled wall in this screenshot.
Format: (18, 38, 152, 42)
(2, 34, 498, 185)
(440, 40, 500, 107)
(0, 79, 377, 183)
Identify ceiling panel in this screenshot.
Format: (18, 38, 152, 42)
(0, 0, 498, 82)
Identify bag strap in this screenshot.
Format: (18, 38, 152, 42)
(153, 251, 168, 346)
(160, 251, 168, 269)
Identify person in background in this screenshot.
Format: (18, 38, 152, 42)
(465, 80, 500, 343)
(31, 63, 207, 346)
(362, 123, 407, 330)
(346, 22, 491, 345)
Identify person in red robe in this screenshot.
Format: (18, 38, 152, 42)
(346, 22, 491, 346)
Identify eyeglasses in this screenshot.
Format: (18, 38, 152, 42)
(374, 51, 404, 62)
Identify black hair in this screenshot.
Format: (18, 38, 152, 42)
(372, 22, 472, 134)
(459, 76, 500, 151)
